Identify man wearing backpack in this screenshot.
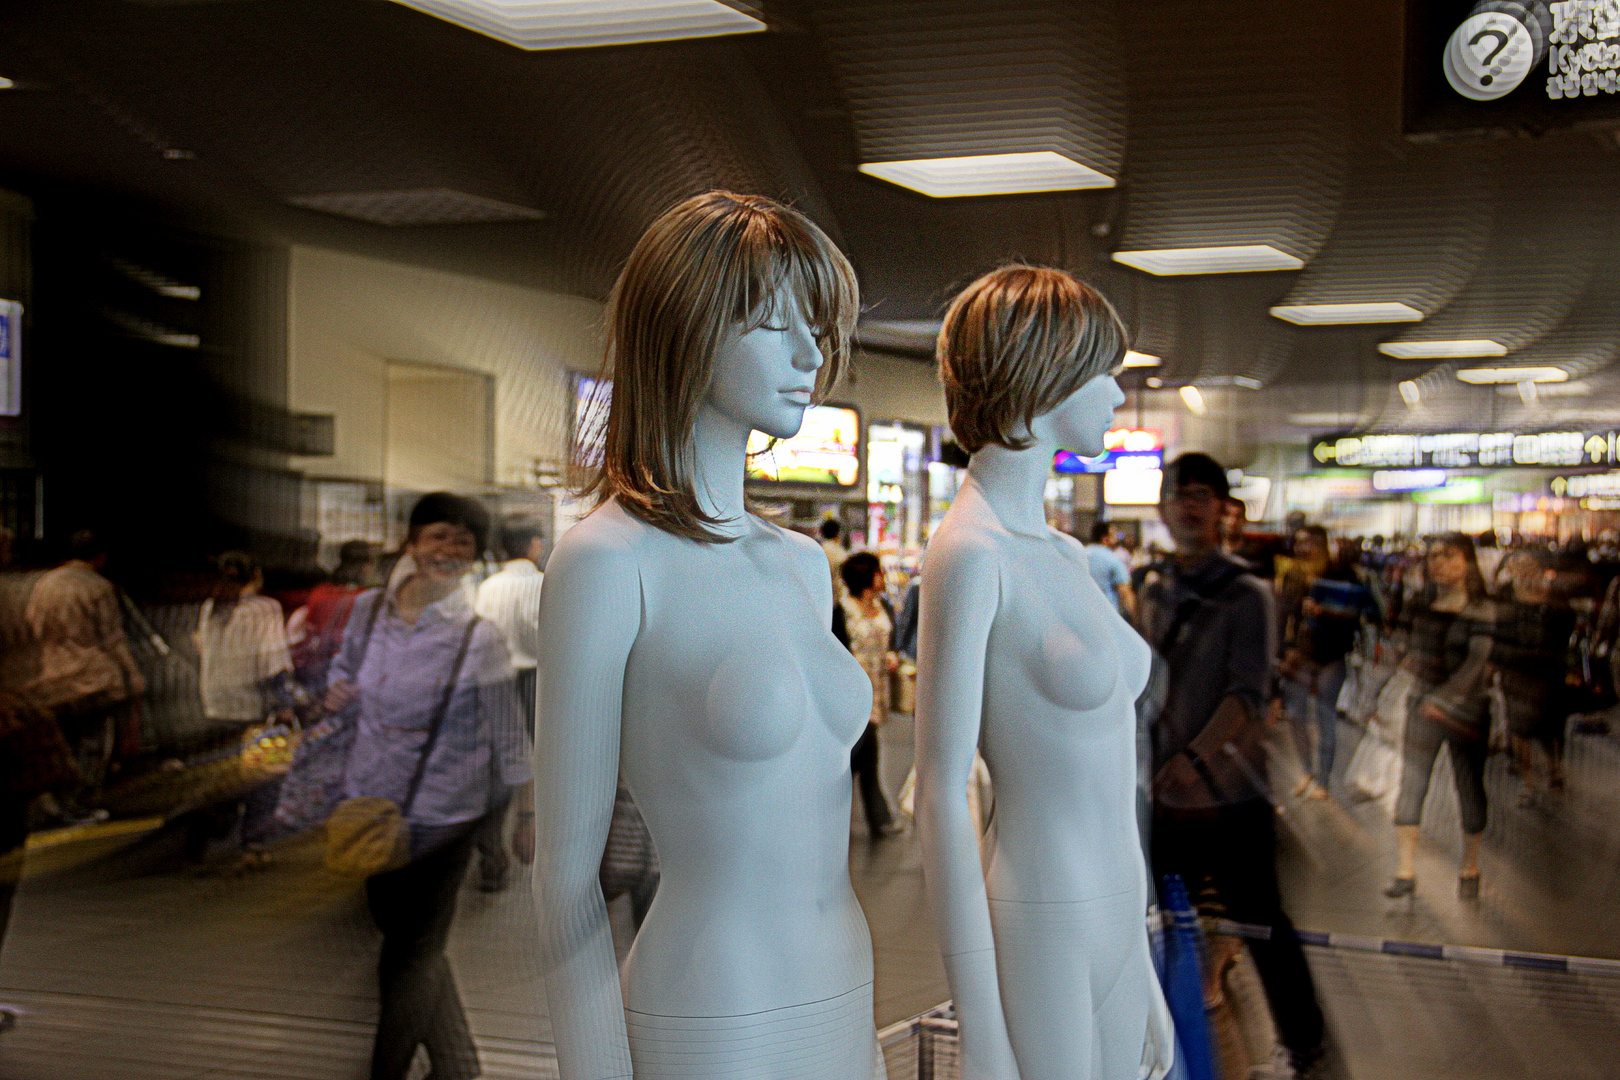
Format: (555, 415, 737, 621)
(1142, 453, 1326, 1080)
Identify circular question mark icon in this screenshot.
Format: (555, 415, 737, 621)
(1444, 10, 1539, 101)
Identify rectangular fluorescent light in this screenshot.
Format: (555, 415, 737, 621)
(1179, 385, 1206, 415)
(1270, 302, 1424, 325)
(1122, 350, 1161, 368)
(1378, 339, 1506, 359)
(1112, 245, 1304, 275)
(858, 152, 1115, 198)
(1455, 366, 1568, 384)
(390, 1, 765, 51)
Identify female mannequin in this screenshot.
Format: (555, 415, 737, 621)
(915, 266, 1174, 1080)
(535, 191, 884, 1080)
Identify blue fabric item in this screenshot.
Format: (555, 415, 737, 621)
(1160, 874, 1219, 1080)
(1085, 544, 1131, 612)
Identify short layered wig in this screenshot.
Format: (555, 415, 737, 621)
(936, 265, 1127, 455)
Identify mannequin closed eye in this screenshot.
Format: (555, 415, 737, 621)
(1023, 622, 1120, 713)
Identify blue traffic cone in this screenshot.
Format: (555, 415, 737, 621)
(1160, 874, 1219, 1080)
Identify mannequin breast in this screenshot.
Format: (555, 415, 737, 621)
(978, 531, 1152, 902)
(611, 514, 876, 1017)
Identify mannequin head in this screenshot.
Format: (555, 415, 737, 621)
(586, 191, 858, 542)
(937, 265, 1127, 457)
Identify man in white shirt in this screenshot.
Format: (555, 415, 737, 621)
(474, 516, 544, 734)
(472, 515, 545, 892)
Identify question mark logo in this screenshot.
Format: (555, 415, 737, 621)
(1443, 7, 1543, 101)
(1470, 28, 1510, 84)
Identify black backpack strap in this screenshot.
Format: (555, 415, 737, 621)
(400, 616, 481, 816)
(1156, 562, 1249, 655)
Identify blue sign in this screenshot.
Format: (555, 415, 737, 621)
(1053, 448, 1164, 475)
(0, 300, 19, 418)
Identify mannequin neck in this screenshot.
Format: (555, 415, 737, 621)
(966, 439, 1053, 538)
(690, 404, 752, 538)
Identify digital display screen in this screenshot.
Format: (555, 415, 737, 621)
(746, 404, 861, 487)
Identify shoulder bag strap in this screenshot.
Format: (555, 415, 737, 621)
(400, 615, 480, 816)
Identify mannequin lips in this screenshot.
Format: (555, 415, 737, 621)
(780, 386, 814, 405)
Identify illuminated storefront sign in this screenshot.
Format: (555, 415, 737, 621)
(747, 404, 862, 487)
(1550, 471, 1620, 497)
(1311, 429, 1618, 469)
(1372, 469, 1449, 492)
(1054, 428, 1163, 475)
(1413, 477, 1488, 504)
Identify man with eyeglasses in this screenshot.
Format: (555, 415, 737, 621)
(1142, 453, 1327, 1079)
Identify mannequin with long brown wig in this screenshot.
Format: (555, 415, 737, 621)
(534, 192, 885, 1079)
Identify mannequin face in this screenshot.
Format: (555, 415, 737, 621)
(1034, 373, 1125, 458)
(706, 286, 825, 441)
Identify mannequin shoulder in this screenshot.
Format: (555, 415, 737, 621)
(542, 503, 644, 591)
(759, 521, 835, 598)
(920, 522, 1004, 593)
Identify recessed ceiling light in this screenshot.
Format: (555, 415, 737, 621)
(1378, 339, 1507, 359)
(859, 152, 1115, 198)
(1145, 376, 1164, 388)
(1112, 245, 1304, 275)
(1179, 385, 1207, 415)
(0, 77, 14, 90)
(389, 0, 765, 51)
(1398, 380, 1421, 406)
(1122, 350, 1161, 368)
(1455, 366, 1568, 384)
(1269, 302, 1424, 325)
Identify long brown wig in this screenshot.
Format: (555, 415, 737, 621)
(577, 191, 858, 543)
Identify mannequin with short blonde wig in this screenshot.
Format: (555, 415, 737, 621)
(537, 191, 888, 1080)
(916, 265, 1174, 1079)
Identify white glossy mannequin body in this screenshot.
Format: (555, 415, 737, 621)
(535, 283, 883, 1079)
(916, 373, 1175, 1080)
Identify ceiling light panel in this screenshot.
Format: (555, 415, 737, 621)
(288, 188, 546, 226)
(1122, 351, 1161, 368)
(1377, 339, 1507, 359)
(820, 4, 1125, 198)
(1269, 302, 1424, 325)
(390, 1, 765, 51)
(1455, 367, 1568, 384)
(1112, 246, 1304, 275)
(859, 152, 1114, 198)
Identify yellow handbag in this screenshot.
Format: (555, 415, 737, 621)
(324, 617, 479, 876)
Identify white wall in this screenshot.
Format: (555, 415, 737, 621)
(288, 248, 955, 495)
(287, 246, 604, 487)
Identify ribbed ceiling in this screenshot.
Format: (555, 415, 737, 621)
(0, 0, 1612, 440)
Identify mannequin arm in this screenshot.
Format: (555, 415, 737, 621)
(534, 529, 640, 1080)
(914, 536, 1020, 1080)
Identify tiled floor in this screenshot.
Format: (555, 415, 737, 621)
(1, 718, 1617, 1079)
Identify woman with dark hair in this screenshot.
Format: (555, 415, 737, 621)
(325, 492, 532, 1080)
(1386, 533, 1496, 901)
(1493, 548, 1574, 805)
(837, 550, 899, 839)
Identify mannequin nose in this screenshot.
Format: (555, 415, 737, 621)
(1108, 377, 1126, 408)
(791, 323, 824, 372)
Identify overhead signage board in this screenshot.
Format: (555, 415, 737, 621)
(0, 300, 19, 418)
(1311, 428, 1619, 469)
(1405, 1, 1620, 137)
